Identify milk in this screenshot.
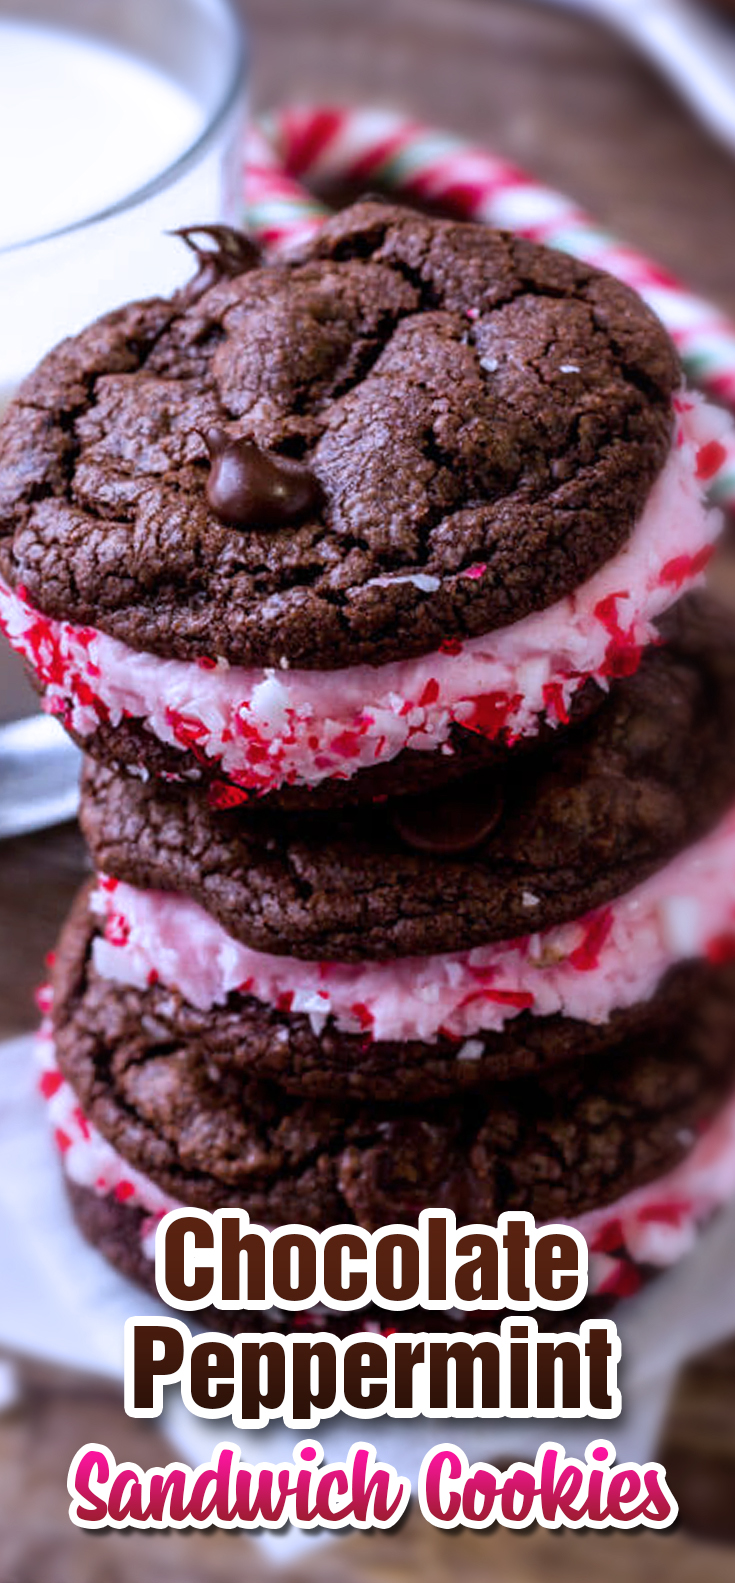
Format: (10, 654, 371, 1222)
(0, 19, 241, 398)
(0, 17, 242, 721)
(0, 23, 205, 250)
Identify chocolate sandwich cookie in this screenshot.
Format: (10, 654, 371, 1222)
(50, 892, 735, 1228)
(0, 202, 724, 805)
(52, 881, 724, 1100)
(80, 595, 735, 964)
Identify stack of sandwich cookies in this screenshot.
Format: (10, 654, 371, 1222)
(0, 201, 727, 807)
(2, 201, 734, 1330)
(37, 596, 735, 1324)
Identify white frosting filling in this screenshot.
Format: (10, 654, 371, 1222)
(35, 1018, 735, 1299)
(90, 804, 735, 1045)
(0, 393, 728, 798)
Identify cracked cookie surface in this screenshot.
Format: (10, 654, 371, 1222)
(0, 200, 678, 669)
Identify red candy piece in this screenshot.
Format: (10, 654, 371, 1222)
(114, 1181, 136, 1203)
(659, 544, 713, 588)
(165, 707, 210, 751)
(484, 988, 535, 1009)
(207, 780, 250, 810)
(419, 678, 440, 707)
(594, 591, 628, 639)
(73, 1106, 91, 1141)
(542, 680, 569, 725)
(601, 638, 643, 680)
(637, 1199, 690, 1227)
(568, 908, 613, 972)
(351, 1003, 374, 1031)
(706, 932, 735, 965)
(590, 1218, 624, 1255)
(462, 691, 520, 739)
(695, 439, 727, 481)
(330, 731, 363, 760)
(39, 1070, 63, 1099)
(105, 914, 130, 948)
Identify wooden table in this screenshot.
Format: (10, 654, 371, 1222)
(2, 0, 735, 1571)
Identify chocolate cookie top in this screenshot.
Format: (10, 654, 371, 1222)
(0, 200, 678, 669)
(52, 891, 735, 1228)
(81, 595, 735, 962)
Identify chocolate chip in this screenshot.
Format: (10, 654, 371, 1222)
(392, 779, 504, 855)
(173, 224, 261, 303)
(203, 428, 323, 530)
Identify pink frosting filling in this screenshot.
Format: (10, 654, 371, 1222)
(35, 1015, 735, 1300)
(90, 804, 735, 1045)
(0, 393, 728, 798)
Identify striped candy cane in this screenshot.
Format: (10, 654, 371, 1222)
(242, 106, 735, 507)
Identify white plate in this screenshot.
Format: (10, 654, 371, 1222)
(0, 715, 80, 839)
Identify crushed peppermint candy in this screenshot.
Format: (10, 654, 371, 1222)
(0, 393, 727, 799)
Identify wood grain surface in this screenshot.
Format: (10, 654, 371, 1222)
(2, 0, 735, 1573)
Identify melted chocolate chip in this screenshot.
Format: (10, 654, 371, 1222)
(203, 428, 323, 530)
(173, 224, 261, 304)
(392, 779, 503, 855)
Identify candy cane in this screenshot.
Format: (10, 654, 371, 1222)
(242, 106, 735, 507)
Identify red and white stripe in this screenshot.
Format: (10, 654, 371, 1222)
(243, 105, 735, 504)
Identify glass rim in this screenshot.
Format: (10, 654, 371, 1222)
(0, 0, 247, 257)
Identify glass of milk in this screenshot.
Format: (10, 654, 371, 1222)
(0, 0, 247, 824)
(0, 0, 247, 407)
